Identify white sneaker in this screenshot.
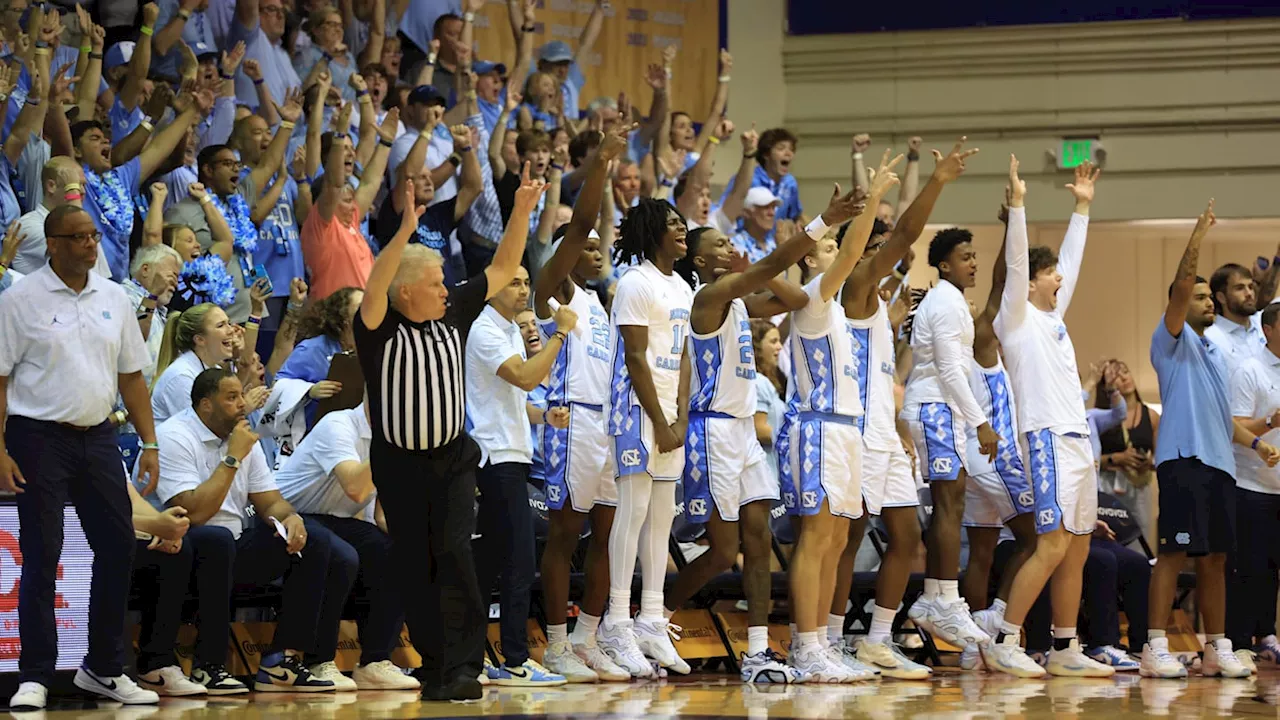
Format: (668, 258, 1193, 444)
(9, 682, 47, 710)
(136, 665, 208, 696)
(543, 640, 598, 683)
(480, 656, 493, 685)
(787, 643, 855, 683)
(908, 596, 990, 647)
(828, 640, 879, 681)
(1202, 639, 1251, 678)
(597, 618, 656, 678)
(353, 660, 421, 690)
(634, 618, 691, 675)
(1235, 648, 1258, 674)
(856, 640, 932, 680)
(308, 661, 358, 691)
(73, 667, 160, 704)
(573, 642, 630, 682)
(740, 649, 807, 684)
(1045, 639, 1116, 677)
(971, 607, 1003, 638)
(959, 643, 984, 670)
(1140, 642, 1189, 678)
(980, 636, 1048, 678)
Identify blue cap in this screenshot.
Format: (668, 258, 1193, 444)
(407, 85, 447, 107)
(104, 42, 135, 71)
(538, 41, 573, 64)
(473, 60, 507, 77)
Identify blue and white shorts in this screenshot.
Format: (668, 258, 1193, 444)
(683, 413, 776, 523)
(543, 403, 619, 513)
(613, 404, 685, 481)
(781, 412, 863, 520)
(963, 433, 1034, 528)
(903, 402, 969, 481)
(1025, 429, 1097, 535)
(861, 446, 918, 516)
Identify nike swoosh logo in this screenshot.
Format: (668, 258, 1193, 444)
(261, 669, 290, 682)
(90, 674, 117, 691)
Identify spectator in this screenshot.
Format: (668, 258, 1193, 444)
(719, 127, 801, 227)
(386, 85, 451, 194)
(152, 0, 219, 80)
(396, 0, 460, 77)
(751, 319, 786, 479)
(1096, 359, 1159, 543)
(274, 286, 361, 427)
(229, 0, 303, 108)
(532, 1, 604, 122)
(116, 243, 184, 465)
(150, 303, 237, 424)
(342, 0, 393, 62)
(730, 188, 780, 263)
(294, 6, 360, 101)
(493, 128, 550, 227)
(378, 33, 403, 82)
(12, 157, 110, 277)
(611, 158, 640, 226)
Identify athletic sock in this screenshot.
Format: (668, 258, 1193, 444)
(547, 623, 568, 645)
(571, 612, 601, 647)
(997, 621, 1022, 645)
(638, 591, 664, 622)
(939, 579, 961, 604)
(868, 604, 897, 645)
(923, 578, 940, 600)
(607, 593, 630, 622)
(1052, 626, 1076, 651)
(748, 626, 769, 656)
(1148, 630, 1168, 652)
(1206, 633, 1224, 644)
(826, 614, 845, 645)
(798, 631, 821, 653)
(991, 598, 1007, 616)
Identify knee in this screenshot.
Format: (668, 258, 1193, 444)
(706, 539, 740, 572)
(191, 525, 236, 564)
(329, 536, 360, 582)
(1033, 532, 1072, 563)
(1088, 548, 1118, 582)
(966, 542, 995, 569)
(544, 520, 579, 555)
(1199, 553, 1228, 573)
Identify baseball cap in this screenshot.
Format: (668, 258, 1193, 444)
(538, 41, 573, 64)
(407, 85, 447, 107)
(196, 50, 220, 65)
(104, 42, 135, 72)
(473, 60, 507, 77)
(744, 187, 782, 209)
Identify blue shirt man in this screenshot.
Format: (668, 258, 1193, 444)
(1151, 315, 1235, 476)
(152, 0, 218, 78)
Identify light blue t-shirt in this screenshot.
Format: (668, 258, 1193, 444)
(152, 0, 217, 78)
(1151, 316, 1235, 476)
(83, 157, 143, 281)
(399, 0, 462, 56)
(110, 98, 145, 144)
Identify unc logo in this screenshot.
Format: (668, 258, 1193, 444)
(783, 492, 796, 508)
(1018, 490, 1034, 508)
(1055, 324, 1067, 342)
(547, 485, 561, 503)
(620, 449, 642, 468)
(688, 498, 707, 516)
(931, 457, 953, 476)
(1176, 532, 1190, 545)
(1038, 509, 1055, 526)
(801, 491, 818, 508)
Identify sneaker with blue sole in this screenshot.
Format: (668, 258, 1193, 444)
(487, 659, 568, 687)
(1086, 645, 1141, 671)
(1255, 635, 1280, 664)
(254, 652, 336, 692)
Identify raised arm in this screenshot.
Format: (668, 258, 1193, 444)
(719, 126, 758, 226)
(354, 108, 398, 214)
(484, 163, 547, 299)
(122, 3, 160, 111)
(496, 305, 575, 391)
(507, 0, 535, 93)
(451, 124, 482, 220)
(489, 90, 520, 178)
(1001, 155, 1030, 331)
(358, 0, 386, 68)
(4, 64, 51, 166)
(1165, 200, 1215, 338)
(573, 0, 605, 68)
(850, 133, 871, 197)
(1054, 161, 1099, 314)
(352, 76, 377, 168)
(360, 179, 426, 328)
(894, 136, 923, 218)
(691, 50, 731, 156)
(143, 183, 168, 247)
(249, 88, 302, 192)
(76, 16, 105, 122)
(139, 92, 208, 180)
(819, 151, 903, 301)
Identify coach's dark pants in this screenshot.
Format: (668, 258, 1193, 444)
(475, 462, 535, 668)
(1084, 538, 1150, 650)
(7, 416, 134, 685)
(1227, 486, 1280, 650)
(370, 435, 486, 688)
(306, 515, 402, 664)
(132, 538, 193, 673)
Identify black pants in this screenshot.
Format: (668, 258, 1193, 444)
(370, 435, 485, 687)
(131, 538, 193, 673)
(7, 417, 134, 685)
(1227, 486, 1280, 649)
(1083, 538, 1150, 650)
(253, 296, 289, 362)
(194, 520, 356, 665)
(306, 515, 403, 664)
(475, 462, 535, 668)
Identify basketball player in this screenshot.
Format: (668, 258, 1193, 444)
(663, 179, 868, 684)
(533, 125, 632, 683)
(832, 140, 977, 679)
(596, 197, 695, 677)
(981, 157, 1113, 677)
(901, 139, 996, 650)
(781, 151, 900, 682)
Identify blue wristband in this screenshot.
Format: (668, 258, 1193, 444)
(1253, 436, 1261, 450)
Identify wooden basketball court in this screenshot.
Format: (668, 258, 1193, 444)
(16, 668, 1280, 718)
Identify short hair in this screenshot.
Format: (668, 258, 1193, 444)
(674, 226, 715, 288)
(44, 204, 90, 237)
(672, 172, 692, 202)
(1263, 302, 1280, 329)
(586, 96, 617, 114)
(41, 156, 80, 189)
(1028, 246, 1058, 278)
(70, 120, 107, 149)
(130, 243, 182, 277)
(389, 245, 444, 297)
(568, 130, 602, 167)
(1167, 275, 1209, 299)
(1210, 262, 1251, 314)
(755, 127, 798, 164)
(432, 12, 461, 38)
(191, 367, 237, 406)
(869, 218, 890, 241)
(927, 228, 972, 269)
(230, 114, 267, 150)
(516, 129, 552, 157)
(196, 144, 233, 182)
(360, 62, 389, 81)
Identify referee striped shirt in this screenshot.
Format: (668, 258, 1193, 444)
(354, 274, 489, 451)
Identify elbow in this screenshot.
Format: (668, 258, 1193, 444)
(344, 485, 373, 505)
(780, 292, 808, 312)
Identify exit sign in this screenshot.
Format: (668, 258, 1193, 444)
(1059, 138, 1098, 169)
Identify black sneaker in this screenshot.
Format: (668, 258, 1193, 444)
(254, 652, 335, 693)
(421, 673, 483, 702)
(191, 664, 250, 695)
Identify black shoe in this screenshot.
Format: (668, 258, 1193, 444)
(421, 674, 482, 702)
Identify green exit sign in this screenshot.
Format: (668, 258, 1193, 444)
(1060, 138, 1096, 169)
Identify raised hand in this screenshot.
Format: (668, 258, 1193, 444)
(931, 136, 979, 184)
(644, 63, 666, 91)
(428, 38, 440, 58)
(349, 72, 368, 94)
(150, 182, 168, 204)
(819, 183, 868, 227)
(88, 21, 105, 52)
(1, 220, 25, 269)
(714, 117, 734, 141)
(187, 182, 208, 201)
(227, 420, 259, 461)
(907, 136, 923, 153)
(0, 63, 16, 97)
(178, 41, 199, 82)
(1193, 198, 1217, 239)
(48, 61, 77, 101)
(599, 122, 634, 161)
(617, 91, 631, 122)
(289, 278, 308, 306)
(512, 162, 549, 214)
(222, 41, 247, 77)
(142, 2, 160, 27)
(851, 133, 871, 154)
(719, 48, 733, 74)
(1065, 160, 1101, 206)
(290, 145, 307, 180)
(740, 122, 759, 157)
(1008, 154, 1026, 205)
(448, 123, 470, 147)
(662, 45, 677, 67)
(333, 100, 354, 132)
(244, 385, 271, 412)
(39, 8, 62, 45)
(867, 148, 905, 198)
(243, 58, 262, 82)
(193, 87, 216, 115)
(552, 142, 570, 170)
(553, 304, 578, 333)
(399, 178, 425, 232)
(278, 87, 304, 123)
(377, 107, 400, 143)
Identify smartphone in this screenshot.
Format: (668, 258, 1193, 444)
(253, 264, 273, 295)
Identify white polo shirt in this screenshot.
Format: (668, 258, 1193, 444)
(1229, 352, 1280, 494)
(11, 205, 112, 279)
(465, 305, 532, 467)
(152, 350, 211, 424)
(0, 265, 148, 426)
(275, 406, 374, 519)
(155, 407, 277, 539)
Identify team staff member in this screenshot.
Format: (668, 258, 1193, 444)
(354, 167, 545, 702)
(0, 205, 161, 710)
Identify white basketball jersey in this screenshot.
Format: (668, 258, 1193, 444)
(965, 357, 1023, 476)
(848, 298, 898, 451)
(538, 282, 612, 406)
(789, 274, 863, 418)
(608, 261, 695, 433)
(689, 295, 757, 418)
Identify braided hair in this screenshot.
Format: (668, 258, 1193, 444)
(673, 226, 714, 290)
(614, 197, 686, 272)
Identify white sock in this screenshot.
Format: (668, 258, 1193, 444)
(826, 614, 845, 645)
(639, 590, 665, 622)
(607, 474, 654, 620)
(748, 626, 769, 656)
(999, 621, 1021, 643)
(991, 598, 1007, 616)
(1053, 626, 1076, 640)
(637, 481, 677, 622)
(923, 578, 940, 600)
(798, 631, 821, 652)
(571, 612, 600, 647)
(1206, 633, 1224, 643)
(868, 604, 897, 645)
(547, 623, 568, 645)
(939, 579, 960, 604)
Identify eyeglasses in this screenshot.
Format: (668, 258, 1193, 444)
(319, 19, 342, 29)
(260, 5, 285, 16)
(215, 158, 243, 170)
(48, 231, 101, 246)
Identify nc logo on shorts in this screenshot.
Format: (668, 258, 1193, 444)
(1176, 532, 1190, 545)
(931, 457, 953, 476)
(1018, 490, 1034, 508)
(688, 498, 707, 516)
(620, 449, 642, 468)
(547, 485, 561, 503)
(783, 492, 796, 508)
(801, 491, 818, 508)
(1038, 509, 1054, 526)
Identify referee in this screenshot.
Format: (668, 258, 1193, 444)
(0, 206, 161, 710)
(354, 171, 546, 701)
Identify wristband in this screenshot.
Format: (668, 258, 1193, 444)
(522, 23, 535, 32)
(288, 301, 305, 312)
(465, 90, 477, 100)
(279, 120, 296, 130)
(34, 41, 48, 49)
(177, 9, 192, 20)
(25, 97, 39, 106)
(707, 135, 720, 145)
(550, 162, 565, 171)
(1267, 415, 1274, 429)
(220, 72, 234, 80)
(80, 44, 91, 53)
(199, 195, 212, 205)
(907, 151, 920, 162)
(142, 442, 160, 451)
(246, 316, 262, 326)
(718, 75, 730, 83)
(33, 48, 49, 57)
(140, 25, 154, 36)
(89, 52, 103, 60)
(379, 138, 393, 148)
(253, 78, 264, 86)
(136, 308, 153, 319)
(553, 331, 567, 343)
(541, 409, 549, 423)
(463, 11, 475, 22)
(448, 153, 461, 165)
(322, 50, 334, 62)
(427, 52, 438, 64)
(804, 214, 831, 240)
(1253, 436, 1262, 450)
(851, 151, 863, 160)
(356, 89, 369, 97)
(139, 120, 154, 132)
(659, 177, 675, 188)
